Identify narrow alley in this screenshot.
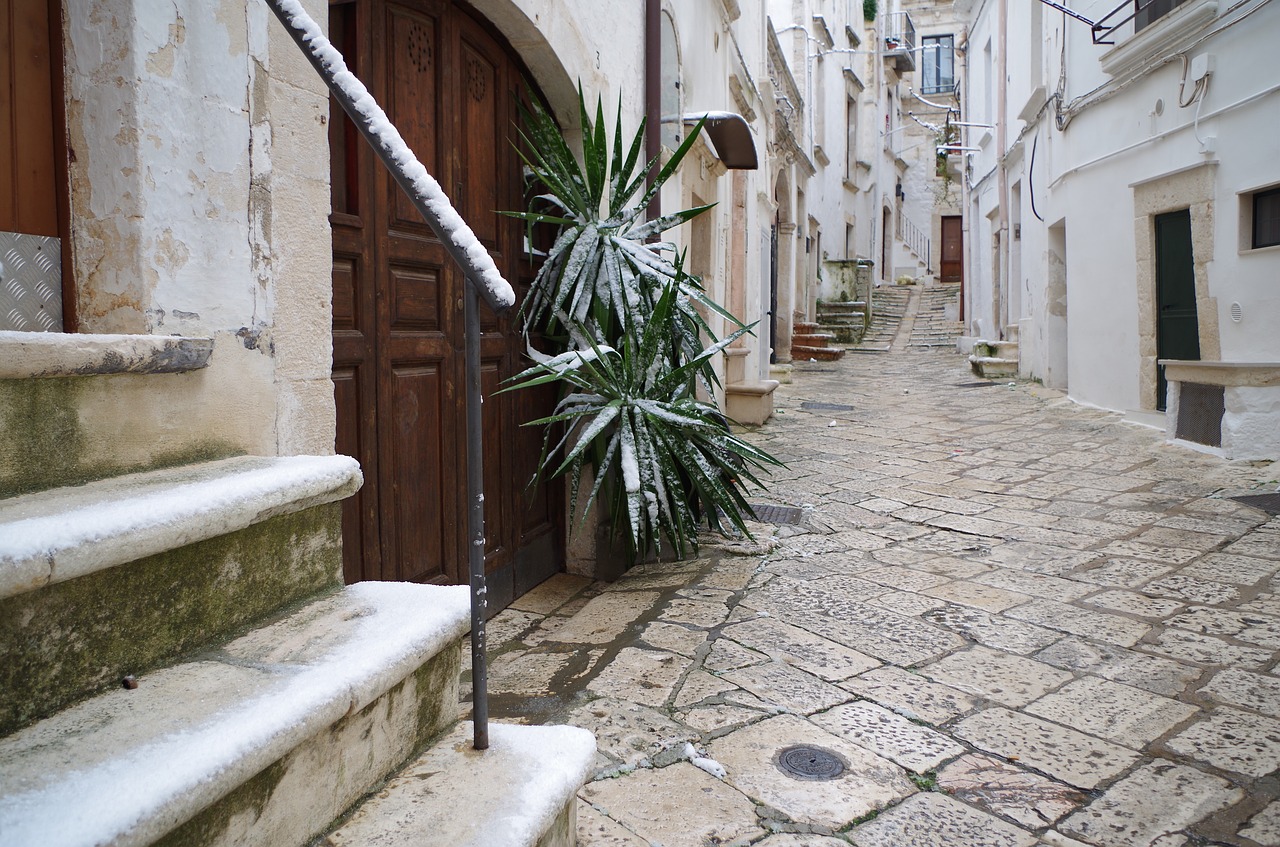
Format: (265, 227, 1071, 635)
(475, 285, 1280, 847)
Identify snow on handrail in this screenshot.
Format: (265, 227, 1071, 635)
(266, 0, 515, 312)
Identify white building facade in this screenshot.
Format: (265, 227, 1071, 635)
(959, 0, 1280, 459)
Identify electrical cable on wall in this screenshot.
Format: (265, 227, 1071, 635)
(1030, 132, 1045, 222)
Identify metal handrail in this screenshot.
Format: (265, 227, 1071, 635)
(900, 213, 929, 264)
(265, 0, 504, 751)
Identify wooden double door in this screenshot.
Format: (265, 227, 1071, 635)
(329, 0, 561, 608)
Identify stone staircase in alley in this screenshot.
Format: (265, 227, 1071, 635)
(791, 321, 845, 362)
(0, 334, 594, 847)
(815, 300, 868, 345)
(857, 285, 912, 350)
(969, 324, 1021, 378)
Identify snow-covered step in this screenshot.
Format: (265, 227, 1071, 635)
(0, 455, 363, 734)
(324, 722, 595, 847)
(0, 582, 470, 847)
(0, 455, 361, 599)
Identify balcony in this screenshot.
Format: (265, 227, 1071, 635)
(883, 11, 916, 73)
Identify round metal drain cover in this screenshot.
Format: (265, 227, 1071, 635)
(775, 745, 846, 781)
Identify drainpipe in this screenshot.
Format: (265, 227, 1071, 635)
(996, 0, 1009, 339)
(645, 0, 661, 222)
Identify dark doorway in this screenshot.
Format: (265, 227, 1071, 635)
(1154, 209, 1199, 411)
(940, 215, 963, 283)
(329, 0, 561, 610)
(881, 207, 892, 283)
(769, 221, 778, 364)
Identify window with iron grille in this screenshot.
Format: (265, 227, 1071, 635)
(920, 35, 955, 96)
(1253, 186, 1280, 249)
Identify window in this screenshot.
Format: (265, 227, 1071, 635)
(920, 35, 955, 96)
(1135, 0, 1190, 32)
(845, 97, 858, 180)
(1253, 187, 1280, 249)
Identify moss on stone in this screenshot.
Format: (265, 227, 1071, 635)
(154, 651, 461, 847)
(0, 504, 343, 735)
(0, 378, 243, 498)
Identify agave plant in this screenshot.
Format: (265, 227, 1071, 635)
(505, 284, 781, 560)
(503, 86, 782, 561)
(508, 88, 742, 390)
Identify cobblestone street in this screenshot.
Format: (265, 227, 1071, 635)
(474, 287, 1280, 847)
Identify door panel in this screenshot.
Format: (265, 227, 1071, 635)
(388, 363, 449, 582)
(1155, 209, 1199, 410)
(940, 215, 963, 283)
(332, 0, 562, 605)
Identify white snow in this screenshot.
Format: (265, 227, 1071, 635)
(0, 582, 471, 847)
(273, 0, 514, 310)
(681, 743, 728, 779)
(692, 756, 728, 779)
(0, 455, 362, 599)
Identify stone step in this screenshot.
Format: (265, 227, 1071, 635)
(792, 333, 834, 347)
(816, 300, 867, 315)
(324, 722, 596, 847)
(1, 455, 361, 734)
(792, 345, 845, 362)
(969, 356, 1019, 378)
(0, 582, 470, 847)
(971, 340, 1019, 359)
(793, 321, 819, 334)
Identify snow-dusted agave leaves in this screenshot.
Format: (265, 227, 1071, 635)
(504, 285, 781, 559)
(506, 87, 725, 348)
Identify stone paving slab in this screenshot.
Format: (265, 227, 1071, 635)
(1199, 667, 1280, 717)
(920, 646, 1073, 708)
(723, 660, 852, 715)
(707, 714, 916, 829)
(937, 753, 1087, 829)
(721, 617, 881, 682)
(1006, 599, 1151, 647)
(1059, 761, 1242, 847)
(579, 762, 764, 847)
(955, 708, 1141, 789)
(1240, 800, 1280, 845)
(585, 647, 689, 707)
(839, 666, 980, 725)
(1024, 676, 1198, 749)
(576, 800, 650, 846)
(849, 792, 1039, 847)
(812, 700, 965, 772)
(1164, 708, 1280, 778)
(1033, 637, 1204, 697)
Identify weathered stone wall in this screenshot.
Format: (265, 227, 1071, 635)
(61, 0, 334, 456)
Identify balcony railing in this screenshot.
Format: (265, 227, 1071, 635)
(899, 212, 930, 266)
(883, 11, 916, 73)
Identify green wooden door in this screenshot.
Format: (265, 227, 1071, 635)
(1155, 209, 1199, 411)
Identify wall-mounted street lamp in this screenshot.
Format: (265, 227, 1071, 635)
(661, 111, 759, 170)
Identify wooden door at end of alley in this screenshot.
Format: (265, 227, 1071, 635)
(940, 215, 963, 283)
(329, 0, 561, 611)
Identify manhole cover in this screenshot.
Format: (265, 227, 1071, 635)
(1231, 493, 1280, 515)
(775, 745, 846, 781)
(748, 504, 804, 525)
(800, 401, 855, 411)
